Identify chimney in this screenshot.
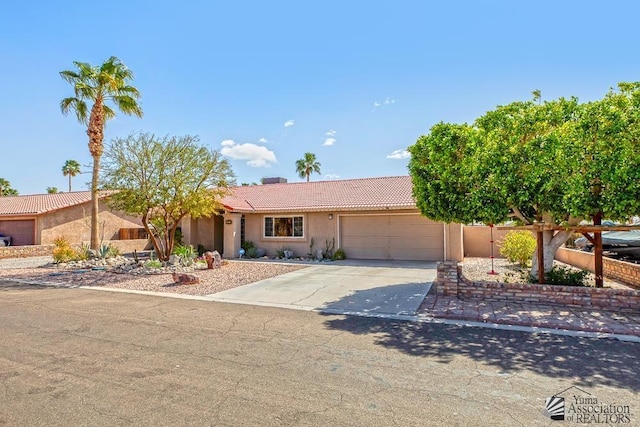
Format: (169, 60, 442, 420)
(261, 177, 288, 184)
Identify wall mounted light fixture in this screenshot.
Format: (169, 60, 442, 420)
(225, 219, 233, 224)
(328, 214, 334, 220)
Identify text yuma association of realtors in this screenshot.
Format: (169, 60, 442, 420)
(567, 395, 631, 424)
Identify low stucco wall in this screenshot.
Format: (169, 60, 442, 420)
(555, 247, 640, 289)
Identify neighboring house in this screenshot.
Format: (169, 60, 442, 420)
(183, 176, 464, 261)
(0, 192, 145, 246)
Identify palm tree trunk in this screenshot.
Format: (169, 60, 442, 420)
(68, 174, 72, 192)
(90, 156, 100, 249)
(87, 98, 105, 250)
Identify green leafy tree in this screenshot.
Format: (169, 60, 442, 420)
(46, 187, 59, 194)
(62, 159, 81, 192)
(295, 152, 321, 182)
(0, 178, 18, 197)
(60, 56, 143, 249)
(101, 133, 234, 261)
(409, 83, 640, 277)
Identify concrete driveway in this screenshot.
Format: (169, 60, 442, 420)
(209, 260, 437, 316)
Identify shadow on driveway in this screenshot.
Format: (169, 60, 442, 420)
(321, 282, 430, 316)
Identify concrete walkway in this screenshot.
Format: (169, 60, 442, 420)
(210, 261, 436, 316)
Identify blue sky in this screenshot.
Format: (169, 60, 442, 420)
(2, 1, 640, 194)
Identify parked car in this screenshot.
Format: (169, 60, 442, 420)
(0, 234, 12, 246)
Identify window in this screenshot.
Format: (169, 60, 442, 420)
(264, 216, 304, 238)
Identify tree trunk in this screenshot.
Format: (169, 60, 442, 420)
(90, 156, 100, 249)
(530, 229, 571, 279)
(87, 97, 104, 250)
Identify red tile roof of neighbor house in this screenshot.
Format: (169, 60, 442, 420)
(0, 191, 93, 216)
(222, 176, 417, 213)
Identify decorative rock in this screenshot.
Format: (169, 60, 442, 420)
(255, 248, 266, 258)
(283, 250, 294, 259)
(172, 272, 200, 285)
(315, 249, 324, 260)
(204, 251, 222, 269)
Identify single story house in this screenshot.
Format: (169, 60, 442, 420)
(183, 176, 464, 261)
(0, 177, 465, 262)
(0, 191, 145, 247)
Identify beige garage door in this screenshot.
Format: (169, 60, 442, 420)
(340, 215, 444, 261)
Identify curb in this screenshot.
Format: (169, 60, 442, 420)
(4, 278, 639, 342)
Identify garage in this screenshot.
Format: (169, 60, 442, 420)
(0, 220, 35, 246)
(339, 214, 444, 261)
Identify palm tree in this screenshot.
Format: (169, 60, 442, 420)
(295, 152, 321, 182)
(60, 57, 143, 249)
(62, 159, 81, 192)
(0, 178, 18, 197)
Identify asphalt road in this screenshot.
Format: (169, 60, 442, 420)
(0, 281, 638, 426)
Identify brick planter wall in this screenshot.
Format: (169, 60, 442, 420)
(436, 262, 640, 312)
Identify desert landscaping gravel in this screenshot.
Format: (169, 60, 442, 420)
(461, 257, 630, 289)
(0, 260, 307, 296)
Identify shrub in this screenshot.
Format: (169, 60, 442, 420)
(197, 244, 208, 256)
(75, 243, 91, 261)
(144, 259, 163, 269)
(332, 248, 346, 260)
(499, 231, 536, 267)
(52, 237, 78, 264)
(245, 247, 258, 258)
(173, 244, 196, 266)
(545, 266, 589, 287)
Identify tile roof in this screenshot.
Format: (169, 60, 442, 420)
(0, 191, 93, 216)
(222, 176, 417, 213)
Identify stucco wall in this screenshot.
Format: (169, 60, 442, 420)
(555, 247, 640, 289)
(243, 211, 336, 258)
(241, 210, 463, 261)
(38, 201, 143, 245)
(463, 225, 531, 258)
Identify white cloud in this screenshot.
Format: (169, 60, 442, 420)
(323, 138, 336, 146)
(284, 120, 295, 128)
(386, 149, 410, 160)
(325, 130, 336, 137)
(324, 174, 340, 179)
(258, 137, 268, 143)
(373, 97, 397, 111)
(220, 140, 277, 167)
